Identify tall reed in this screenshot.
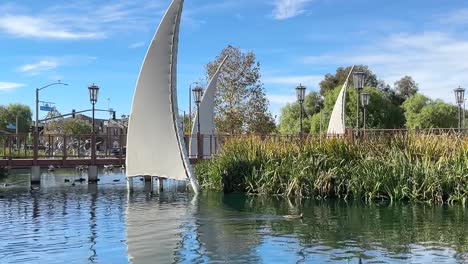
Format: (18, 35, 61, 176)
(195, 135, 468, 204)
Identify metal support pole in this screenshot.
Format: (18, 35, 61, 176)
(15, 114, 19, 150)
(35, 88, 39, 132)
(189, 88, 192, 129)
(357, 90, 361, 130)
(92, 103, 96, 133)
(363, 107, 367, 138)
(459, 105, 463, 132)
(299, 101, 303, 136)
(197, 105, 201, 135)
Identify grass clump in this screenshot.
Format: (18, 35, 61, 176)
(195, 135, 468, 204)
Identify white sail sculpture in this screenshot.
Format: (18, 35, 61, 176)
(327, 66, 355, 135)
(126, 0, 199, 192)
(189, 55, 229, 158)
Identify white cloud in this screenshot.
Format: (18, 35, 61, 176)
(0, 1, 165, 40)
(0, 82, 24, 91)
(19, 60, 59, 75)
(0, 15, 102, 40)
(273, 0, 312, 20)
(128, 41, 145, 49)
(302, 32, 468, 104)
(264, 75, 322, 89)
(439, 8, 468, 25)
(267, 94, 297, 104)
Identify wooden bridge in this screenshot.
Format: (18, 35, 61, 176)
(0, 133, 225, 169)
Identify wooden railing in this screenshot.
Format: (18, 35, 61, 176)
(0, 129, 466, 166)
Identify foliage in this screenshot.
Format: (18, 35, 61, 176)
(403, 95, 458, 129)
(394, 76, 419, 100)
(206, 45, 275, 134)
(319, 65, 379, 96)
(0, 104, 32, 133)
(278, 92, 323, 134)
(195, 135, 468, 204)
(307, 86, 405, 133)
(45, 118, 92, 135)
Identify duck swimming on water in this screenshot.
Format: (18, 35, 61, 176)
(282, 213, 303, 219)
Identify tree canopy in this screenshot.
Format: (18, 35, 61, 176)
(45, 118, 92, 135)
(280, 65, 460, 133)
(0, 104, 32, 133)
(403, 95, 458, 129)
(206, 45, 276, 134)
(278, 92, 323, 134)
(319, 65, 379, 96)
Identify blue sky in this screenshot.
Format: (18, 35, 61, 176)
(0, 0, 467, 121)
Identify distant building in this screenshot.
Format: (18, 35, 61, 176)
(73, 114, 128, 149)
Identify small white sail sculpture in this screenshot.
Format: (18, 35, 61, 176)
(327, 66, 355, 135)
(126, 0, 199, 192)
(189, 55, 229, 158)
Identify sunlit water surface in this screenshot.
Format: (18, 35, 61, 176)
(0, 169, 467, 264)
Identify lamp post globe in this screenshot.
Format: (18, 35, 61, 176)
(88, 84, 100, 133)
(296, 84, 306, 136)
(454, 86, 465, 131)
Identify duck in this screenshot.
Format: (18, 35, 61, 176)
(48, 165, 55, 172)
(113, 179, 121, 182)
(282, 213, 303, 219)
(104, 165, 114, 171)
(64, 179, 70, 183)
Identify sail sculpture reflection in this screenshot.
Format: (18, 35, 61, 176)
(126, 0, 199, 192)
(189, 56, 229, 158)
(327, 66, 355, 135)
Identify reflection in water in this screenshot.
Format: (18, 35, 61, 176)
(0, 170, 467, 263)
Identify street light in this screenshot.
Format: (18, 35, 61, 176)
(361, 93, 370, 130)
(189, 82, 200, 131)
(454, 86, 465, 131)
(192, 86, 203, 134)
(88, 84, 100, 133)
(35, 81, 68, 132)
(296, 84, 306, 135)
(353, 72, 365, 130)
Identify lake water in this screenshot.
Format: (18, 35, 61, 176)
(0, 169, 467, 264)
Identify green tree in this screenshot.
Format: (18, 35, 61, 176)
(0, 104, 32, 133)
(278, 92, 323, 134)
(45, 118, 92, 135)
(402, 94, 430, 128)
(403, 95, 458, 128)
(206, 45, 275, 134)
(309, 86, 405, 133)
(319, 65, 379, 96)
(416, 101, 458, 128)
(395, 76, 419, 100)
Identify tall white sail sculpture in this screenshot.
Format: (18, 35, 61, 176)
(189, 55, 229, 158)
(126, 0, 199, 192)
(327, 66, 355, 135)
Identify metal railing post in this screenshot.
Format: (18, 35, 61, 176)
(197, 133, 203, 160)
(91, 133, 96, 165)
(33, 132, 38, 165)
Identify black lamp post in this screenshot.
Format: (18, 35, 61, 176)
(192, 86, 203, 134)
(353, 72, 365, 130)
(296, 84, 306, 136)
(88, 84, 99, 133)
(454, 86, 465, 131)
(361, 93, 370, 130)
